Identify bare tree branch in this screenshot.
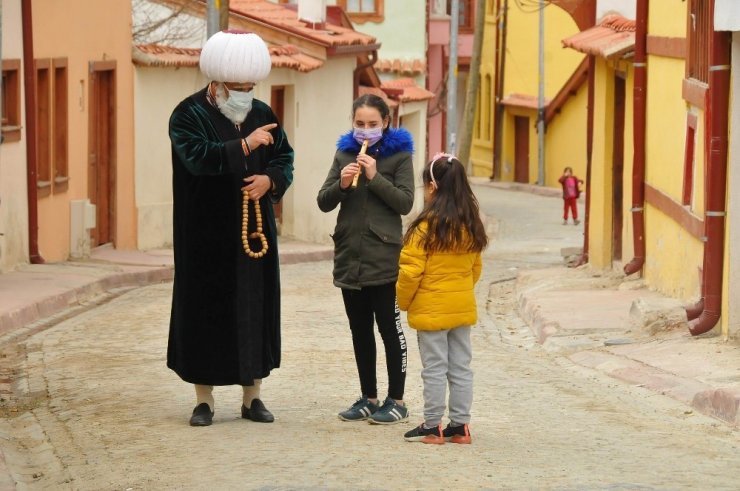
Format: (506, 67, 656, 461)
(132, 0, 203, 46)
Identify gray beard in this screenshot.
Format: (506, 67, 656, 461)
(214, 84, 252, 125)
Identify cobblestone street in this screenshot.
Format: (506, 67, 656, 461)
(1, 185, 739, 490)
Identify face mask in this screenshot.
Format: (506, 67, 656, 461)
(216, 85, 254, 124)
(353, 127, 383, 147)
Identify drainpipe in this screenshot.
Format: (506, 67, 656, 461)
(575, 0, 596, 266)
(492, 0, 507, 180)
(21, 0, 44, 264)
(687, 26, 731, 336)
(353, 49, 377, 100)
(576, 54, 595, 266)
(623, 0, 648, 275)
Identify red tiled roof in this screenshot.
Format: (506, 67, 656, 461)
(562, 14, 636, 59)
(133, 43, 323, 73)
(132, 44, 201, 68)
(500, 93, 550, 110)
(375, 58, 426, 76)
(380, 78, 435, 103)
(229, 0, 378, 50)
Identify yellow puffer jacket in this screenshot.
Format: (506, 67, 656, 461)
(396, 223, 482, 330)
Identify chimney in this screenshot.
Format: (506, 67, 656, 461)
(298, 0, 326, 28)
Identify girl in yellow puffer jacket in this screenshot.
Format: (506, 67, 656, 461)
(397, 153, 488, 445)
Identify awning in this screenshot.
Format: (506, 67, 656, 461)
(562, 15, 636, 59)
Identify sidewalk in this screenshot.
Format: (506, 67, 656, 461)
(514, 262, 740, 427)
(0, 238, 333, 340)
(472, 176, 740, 427)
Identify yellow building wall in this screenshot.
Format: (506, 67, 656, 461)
(586, 57, 638, 271)
(33, 0, 136, 262)
(644, 204, 703, 300)
(503, 5, 584, 97)
(588, 60, 616, 270)
(470, 3, 497, 176)
(544, 85, 588, 188)
(648, 0, 688, 38)
(642, 51, 704, 300)
(472, 2, 587, 185)
(499, 111, 519, 182)
(645, 58, 698, 204)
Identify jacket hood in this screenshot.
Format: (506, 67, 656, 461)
(337, 127, 414, 158)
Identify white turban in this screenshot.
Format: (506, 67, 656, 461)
(199, 31, 272, 83)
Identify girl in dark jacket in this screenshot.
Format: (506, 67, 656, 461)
(317, 94, 415, 425)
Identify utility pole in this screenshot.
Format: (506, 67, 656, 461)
(458, 0, 487, 173)
(207, 0, 229, 38)
(447, 0, 459, 154)
(492, 0, 508, 180)
(536, 0, 545, 185)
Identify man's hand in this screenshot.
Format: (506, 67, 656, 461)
(242, 175, 272, 201)
(245, 123, 278, 151)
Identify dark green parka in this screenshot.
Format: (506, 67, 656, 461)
(317, 128, 415, 290)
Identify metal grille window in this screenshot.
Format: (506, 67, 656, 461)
(686, 0, 711, 82)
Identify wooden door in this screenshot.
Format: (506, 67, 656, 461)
(514, 116, 530, 183)
(270, 86, 285, 226)
(612, 75, 626, 261)
(88, 62, 116, 247)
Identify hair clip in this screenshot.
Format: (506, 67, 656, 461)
(431, 151, 455, 163)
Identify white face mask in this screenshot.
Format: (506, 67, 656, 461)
(215, 84, 254, 124)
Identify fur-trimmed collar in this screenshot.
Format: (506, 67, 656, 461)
(337, 127, 414, 158)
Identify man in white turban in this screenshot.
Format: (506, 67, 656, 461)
(168, 30, 294, 426)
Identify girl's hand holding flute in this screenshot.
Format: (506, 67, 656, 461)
(340, 141, 376, 189)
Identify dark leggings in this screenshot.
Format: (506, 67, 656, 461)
(341, 283, 407, 401)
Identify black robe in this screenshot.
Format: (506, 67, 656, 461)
(167, 87, 294, 386)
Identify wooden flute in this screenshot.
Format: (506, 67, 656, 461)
(351, 139, 369, 189)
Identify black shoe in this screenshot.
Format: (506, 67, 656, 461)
(189, 403, 214, 426)
(404, 423, 445, 444)
(443, 423, 472, 444)
(241, 398, 274, 423)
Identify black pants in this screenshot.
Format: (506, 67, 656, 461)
(341, 283, 407, 401)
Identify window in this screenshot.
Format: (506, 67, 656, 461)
(484, 74, 492, 141)
(682, 113, 698, 206)
(447, 0, 474, 33)
(34, 57, 68, 194)
(36, 59, 52, 192)
(475, 75, 482, 140)
(431, 0, 446, 16)
(53, 58, 69, 190)
(1, 59, 21, 143)
(336, 0, 384, 23)
(686, 0, 711, 83)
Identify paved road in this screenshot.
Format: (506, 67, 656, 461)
(1, 185, 738, 490)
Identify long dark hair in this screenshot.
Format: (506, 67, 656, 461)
(404, 155, 488, 253)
